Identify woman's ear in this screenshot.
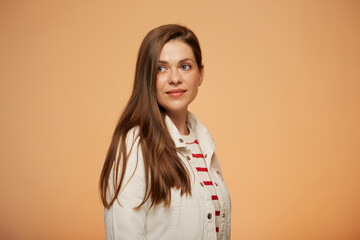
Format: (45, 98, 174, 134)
(199, 64, 204, 86)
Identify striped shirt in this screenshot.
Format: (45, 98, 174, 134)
(182, 125, 221, 238)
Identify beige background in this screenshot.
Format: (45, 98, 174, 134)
(1, 0, 360, 239)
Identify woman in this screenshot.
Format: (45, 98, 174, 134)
(99, 24, 231, 240)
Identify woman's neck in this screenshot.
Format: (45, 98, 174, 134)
(167, 110, 189, 135)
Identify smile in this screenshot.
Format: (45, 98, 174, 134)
(166, 89, 187, 97)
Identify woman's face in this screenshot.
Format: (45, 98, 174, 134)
(156, 39, 204, 117)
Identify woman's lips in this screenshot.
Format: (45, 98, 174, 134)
(166, 89, 186, 97)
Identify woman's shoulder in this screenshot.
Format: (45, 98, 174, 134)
(116, 126, 145, 181)
(114, 126, 142, 161)
(124, 126, 140, 145)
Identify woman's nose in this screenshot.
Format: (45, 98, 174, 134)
(168, 69, 182, 84)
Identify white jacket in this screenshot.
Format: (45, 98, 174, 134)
(104, 112, 231, 240)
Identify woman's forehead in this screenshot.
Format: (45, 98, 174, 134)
(158, 39, 195, 62)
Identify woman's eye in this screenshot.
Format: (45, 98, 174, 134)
(181, 64, 191, 70)
(157, 66, 166, 72)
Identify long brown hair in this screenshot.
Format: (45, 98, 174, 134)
(99, 24, 203, 209)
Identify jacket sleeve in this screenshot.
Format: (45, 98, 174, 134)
(104, 128, 148, 240)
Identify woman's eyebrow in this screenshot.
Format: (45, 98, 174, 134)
(158, 58, 194, 64)
(179, 58, 194, 63)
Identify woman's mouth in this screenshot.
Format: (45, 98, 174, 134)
(166, 89, 186, 97)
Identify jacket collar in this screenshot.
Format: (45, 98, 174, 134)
(164, 112, 216, 157)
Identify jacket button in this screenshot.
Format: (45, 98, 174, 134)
(222, 213, 225, 218)
(200, 182, 204, 187)
(215, 182, 218, 187)
(179, 138, 184, 143)
(207, 213, 212, 219)
(186, 156, 191, 161)
(204, 154, 207, 158)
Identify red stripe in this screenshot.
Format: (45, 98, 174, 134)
(216, 227, 219, 232)
(196, 167, 208, 172)
(212, 195, 218, 200)
(186, 139, 199, 145)
(192, 153, 204, 158)
(203, 181, 213, 186)
(215, 211, 220, 216)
